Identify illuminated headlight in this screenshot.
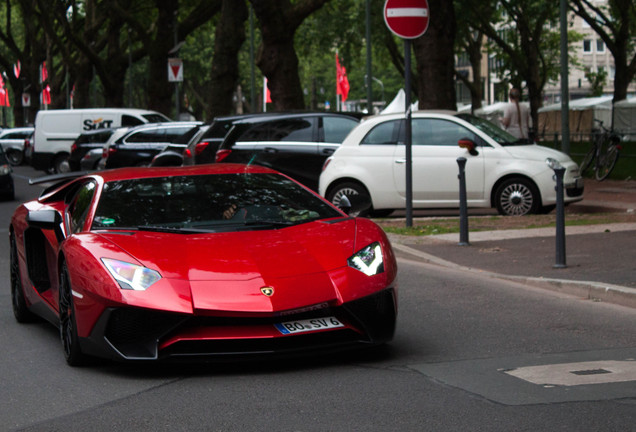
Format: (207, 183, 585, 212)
(348, 242, 384, 276)
(0, 164, 12, 175)
(101, 258, 161, 291)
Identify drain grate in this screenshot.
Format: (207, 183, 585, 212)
(571, 368, 612, 376)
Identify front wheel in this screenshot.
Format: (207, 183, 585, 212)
(494, 178, 540, 216)
(59, 263, 87, 366)
(326, 182, 372, 217)
(595, 143, 619, 181)
(53, 153, 71, 174)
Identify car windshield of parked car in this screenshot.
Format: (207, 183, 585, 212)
(92, 173, 342, 232)
(455, 113, 522, 146)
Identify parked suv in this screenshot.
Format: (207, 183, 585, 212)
(215, 112, 360, 190)
(102, 121, 202, 169)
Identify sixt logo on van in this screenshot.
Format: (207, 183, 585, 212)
(83, 117, 114, 131)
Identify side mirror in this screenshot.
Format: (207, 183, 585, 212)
(458, 138, 479, 156)
(27, 210, 65, 242)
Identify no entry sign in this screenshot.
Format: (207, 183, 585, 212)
(384, 0, 429, 39)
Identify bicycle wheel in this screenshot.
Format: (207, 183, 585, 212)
(579, 145, 596, 175)
(595, 141, 619, 181)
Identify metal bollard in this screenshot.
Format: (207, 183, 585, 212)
(457, 157, 469, 246)
(550, 162, 567, 268)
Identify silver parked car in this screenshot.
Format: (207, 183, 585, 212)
(0, 127, 34, 166)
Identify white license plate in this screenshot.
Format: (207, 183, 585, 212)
(274, 317, 344, 335)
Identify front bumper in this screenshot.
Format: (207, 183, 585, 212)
(79, 288, 397, 362)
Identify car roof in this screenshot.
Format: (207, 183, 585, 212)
(228, 112, 361, 126)
(0, 127, 35, 137)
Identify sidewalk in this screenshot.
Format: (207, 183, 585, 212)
(385, 179, 636, 309)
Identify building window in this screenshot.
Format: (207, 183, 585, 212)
(596, 40, 605, 53)
(583, 39, 592, 53)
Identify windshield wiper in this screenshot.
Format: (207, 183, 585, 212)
(137, 225, 205, 234)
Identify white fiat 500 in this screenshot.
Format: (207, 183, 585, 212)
(319, 111, 584, 216)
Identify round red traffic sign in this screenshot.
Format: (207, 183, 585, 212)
(384, 0, 429, 39)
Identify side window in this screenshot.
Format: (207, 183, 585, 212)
(68, 182, 96, 234)
(322, 117, 358, 143)
(269, 118, 314, 142)
(122, 115, 144, 127)
(164, 127, 194, 142)
(412, 119, 478, 147)
(361, 120, 400, 145)
(240, 123, 270, 142)
(126, 129, 165, 143)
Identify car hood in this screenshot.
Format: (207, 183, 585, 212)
(95, 219, 358, 312)
(503, 144, 574, 163)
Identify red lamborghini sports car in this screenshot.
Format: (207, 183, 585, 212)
(10, 164, 397, 365)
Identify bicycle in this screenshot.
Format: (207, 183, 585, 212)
(579, 120, 622, 181)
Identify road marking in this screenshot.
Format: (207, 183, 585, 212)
(505, 360, 636, 386)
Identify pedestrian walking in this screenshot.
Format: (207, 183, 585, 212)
(501, 88, 531, 140)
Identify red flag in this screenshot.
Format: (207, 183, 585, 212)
(14, 61, 20, 79)
(40, 61, 48, 83)
(0, 88, 5, 107)
(42, 85, 51, 105)
(264, 78, 272, 103)
(335, 54, 350, 102)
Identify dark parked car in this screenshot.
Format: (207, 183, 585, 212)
(0, 144, 15, 200)
(182, 113, 276, 166)
(102, 122, 202, 169)
(68, 128, 116, 171)
(215, 112, 361, 190)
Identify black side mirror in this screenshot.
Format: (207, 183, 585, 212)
(27, 210, 65, 242)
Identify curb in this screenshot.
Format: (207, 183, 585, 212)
(392, 242, 636, 310)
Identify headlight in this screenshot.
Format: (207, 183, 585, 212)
(348, 242, 384, 276)
(0, 164, 12, 175)
(101, 258, 162, 291)
(545, 158, 562, 170)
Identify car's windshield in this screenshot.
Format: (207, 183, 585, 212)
(455, 113, 527, 146)
(92, 173, 342, 232)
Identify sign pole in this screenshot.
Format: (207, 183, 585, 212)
(404, 39, 413, 227)
(383, 0, 429, 228)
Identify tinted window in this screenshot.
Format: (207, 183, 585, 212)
(121, 115, 144, 127)
(69, 182, 96, 233)
(92, 173, 340, 232)
(361, 120, 400, 145)
(322, 117, 358, 143)
(412, 119, 478, 146)
(239, 118, 314, 142)
(164, 126, 197, 142)
(126, 129, 166, 143)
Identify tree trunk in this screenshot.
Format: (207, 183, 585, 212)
(412, 0, 456, 110)
(207, 0, 248, 119)
(250, 0, 329, 111)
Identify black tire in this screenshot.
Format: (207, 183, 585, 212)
(59, 263, 87, 366)
(10, 233, 37, 323)
(6, 149, 24, 166)
(326, 181, 372, 217)
(579, 145, 595, 175)
(53, 153, 71, 174)
(494, 178, 540, 216)
(595, 143, 619, 181)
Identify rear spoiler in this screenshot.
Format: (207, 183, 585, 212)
(29, 171, 90, 198)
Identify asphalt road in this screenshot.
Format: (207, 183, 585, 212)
(1, 166, 635, 431)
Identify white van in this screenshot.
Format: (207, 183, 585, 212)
(31, 108, 171, 173)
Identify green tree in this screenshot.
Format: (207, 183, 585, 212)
(570, 0, 636, 103)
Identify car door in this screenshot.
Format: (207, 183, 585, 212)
(392, 117, 486, 205)
(248, 117, 319, 189)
